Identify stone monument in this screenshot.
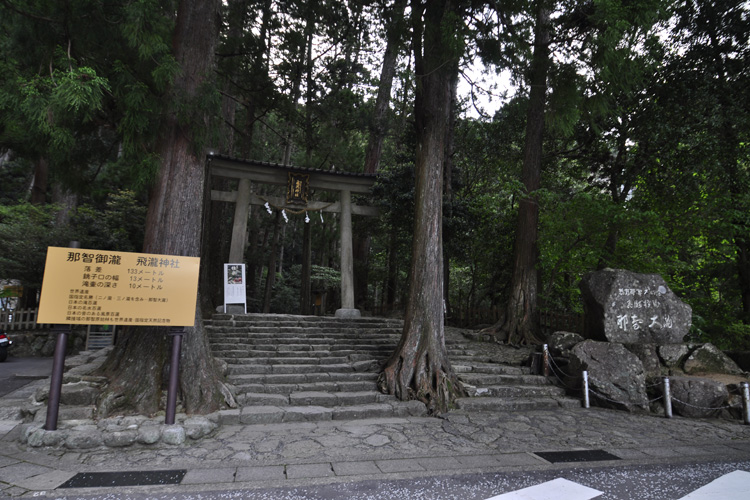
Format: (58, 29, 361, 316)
(580, 268, 692, 344)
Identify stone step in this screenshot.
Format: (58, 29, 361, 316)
(465, 384, 567, 398)
(458, 373, 553, 386)
(208, 333, 400, 343)
(208, 325, 400, 332)
(229, 371, 378, 387)
(232, 379, 378, 395)
(454, 396, 581, 412)
(218, 401, 426, 425)
(212, 347, 333, 357)
(206, 316, 398, 322)
(238, 390, 389, 407)
(209, 338, 398, 347)
(212, 348, 387, 359)
(215, 355, 352, 365)
(452, 363, 528, 375)
(222, 353, 378, 366)
(214, 353, 388, 364)
(206, 323, 401, 331)
(226, 360, 380, 376)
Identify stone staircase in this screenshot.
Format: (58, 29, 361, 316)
(207, 314, 425, 424)
(447, 333, 581, 411)
(208, 314, 581, 424)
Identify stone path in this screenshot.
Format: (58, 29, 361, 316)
(2, 405, 750, 497)
(2, 319, 750, 497)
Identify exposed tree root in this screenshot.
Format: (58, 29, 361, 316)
(379, 342, 466, 415)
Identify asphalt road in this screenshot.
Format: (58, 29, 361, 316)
(0, 356, 53, 397)
(46, 460, 750, 500)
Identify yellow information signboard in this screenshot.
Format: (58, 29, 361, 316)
(38, 247, 200, 327)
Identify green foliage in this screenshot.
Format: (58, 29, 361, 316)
(70, 190, 147, 252)
(0, 203, 72, 288)
(309, 265, 341, 291)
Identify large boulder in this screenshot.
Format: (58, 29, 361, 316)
(547, 331, 584, 357)
(658, 344, 692, 371)
(683, 344, 745, 376)
(568, 340, 649, 412)
(580, 269, 692, 344)
(625, 344, 662, 378)
(668, 376, 729, 418)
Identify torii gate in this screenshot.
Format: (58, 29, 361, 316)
(206, 154, 378, 318)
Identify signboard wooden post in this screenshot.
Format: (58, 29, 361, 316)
(38, 246, 200, 429)
(223, 263, 247, 313)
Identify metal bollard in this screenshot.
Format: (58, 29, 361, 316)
(663, 377, 673, 419)
(742, 382, 750, 425)
(582, 370, 590, 409)
(542, 344, 550, 377)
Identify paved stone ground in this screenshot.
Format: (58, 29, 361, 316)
(2, 404, 750, 497)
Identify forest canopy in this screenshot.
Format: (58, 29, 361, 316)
(1, 0, 748, 350)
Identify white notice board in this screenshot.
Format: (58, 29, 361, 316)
(223, 263, 247, 313)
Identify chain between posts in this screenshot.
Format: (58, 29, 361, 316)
(539, 347, 750, 425)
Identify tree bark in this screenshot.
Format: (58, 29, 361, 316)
(363, 0, 407, 175)
(97, 0, 233, 417)
(30, 157, 48, 205)
(378, 0, 465, 414)
(354, 0, 408, 309)
(500, 0, 550, 346)
(300, 219, 312, 314)
(262, 211, 282, 313)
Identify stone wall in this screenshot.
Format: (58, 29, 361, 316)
(7, 327, 87, 357)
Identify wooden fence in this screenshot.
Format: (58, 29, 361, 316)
(539, 309, 583, 335)
(0, 309, 50, 331)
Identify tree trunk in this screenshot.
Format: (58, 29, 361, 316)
(443, 58, 459, 317)
(262, 211, 282, 313)
(378, 0, 465, 414)
(363, 0, 407, 175)
(300, 219, 312, 314)
(96, 0, 233, 417)
(385, 229, 398, 310)
(30, 157, 48, 204)
(354, 0, 408, 309)
(500, 0, 550, 346)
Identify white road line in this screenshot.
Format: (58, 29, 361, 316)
(677, 470, 750, 500)
(484, 478, 603, 500)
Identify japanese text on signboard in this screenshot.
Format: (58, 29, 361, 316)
(38, 247, 200, 326)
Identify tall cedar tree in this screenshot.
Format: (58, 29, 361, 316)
(378, 0, 466, 414)
(485, 0, 550, 346)
(97, 0, 233, 416)
(354, 0, 409, 308)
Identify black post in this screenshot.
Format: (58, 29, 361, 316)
(165, 327, 185, 425)
(44, 324, 70, 431)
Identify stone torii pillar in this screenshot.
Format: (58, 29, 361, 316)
(228, 178, 251, 263)
(335, 189, 358, 318)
